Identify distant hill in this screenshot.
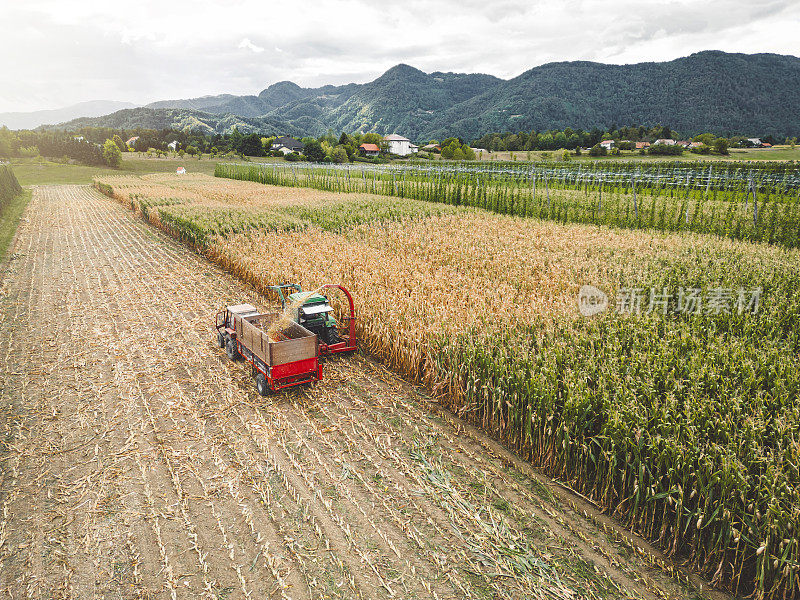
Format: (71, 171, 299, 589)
(0, 100, 138, 130)
(49, 51, 800, 140)
(139, 66, 498, 138)
(56, 107, 302, 137)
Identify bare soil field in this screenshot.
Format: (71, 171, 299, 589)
(0, 186, 717, 599)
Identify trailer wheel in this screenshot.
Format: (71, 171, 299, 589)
(255, 373, 270, 396)
(217, 331, 226, 348)
(225, 338, 239, 360)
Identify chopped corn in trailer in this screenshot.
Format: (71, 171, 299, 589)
(215, 303, 322, 394)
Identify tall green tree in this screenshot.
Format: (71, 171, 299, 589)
(112, 134, 126, 153)
(102, 139, 122, 167)
(713, 138, 730, 155)
(331, 146, 349, 163)
(303, 140, 325, 162)
(238, 133, 265, 157)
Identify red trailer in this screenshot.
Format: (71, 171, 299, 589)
(215, 304, 322, 395)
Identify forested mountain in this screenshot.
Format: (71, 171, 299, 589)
(319, 65, 502, 138)
(50, 51, 800, 140)
(143, 80, 361, 117)
(140, 65, 499, 137)
(60, 107, 303, 137)
(426, 51, 800, 139)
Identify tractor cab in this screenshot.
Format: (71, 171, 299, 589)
(268, 283, 357, 356)
(288, 292, 342, 345)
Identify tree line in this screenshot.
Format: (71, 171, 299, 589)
(472, 125, 793, 152)
(3, 122, 796, 169)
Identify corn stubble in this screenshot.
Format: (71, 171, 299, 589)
(96, 173, 800, 600)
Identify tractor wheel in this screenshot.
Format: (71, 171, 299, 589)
(255, 373, 270, 396)
(217, 331, 226, 348)
(225, 338, 239, 360)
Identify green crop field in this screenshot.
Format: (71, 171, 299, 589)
(477, 145, 800, 163)
(96, 169, 800, 600)
(217, 161, 800, 248)
(0, 164, 29, 261)
(8, 153, 235, 186)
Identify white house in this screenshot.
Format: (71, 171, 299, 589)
(385, 134, 414, 156)
(271, 136, 304, 155)
(600, 140, 615, 150)
(168, 140, 179, 151)
(747, 138, 763, 147)
(176, 167, 186, 175)
(654, 138, 676, 146)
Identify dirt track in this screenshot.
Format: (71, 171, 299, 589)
(0, 186, 709, 599)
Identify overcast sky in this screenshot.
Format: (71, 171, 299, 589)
(0, 0, 798, 112)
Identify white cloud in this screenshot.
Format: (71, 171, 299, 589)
(0, 0, 797, 112)
(238, 38, 264, 53)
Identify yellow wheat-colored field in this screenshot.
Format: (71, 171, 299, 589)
(97, 173, 794, 386)
(210, 211, 778, 383)
(100, 172, 388, 211)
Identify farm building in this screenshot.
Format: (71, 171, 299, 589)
(422, 143, 441, 153)
(359, 143, 380, 157)
(635, 141, 651, 150)
(600, 140, 615, 150)
(168, 140, 179, 151)
(176, 167, 186, 175)
(654, 138, 676, 146)
(271, 136, 304, 155)
(385, 134, 416, 156)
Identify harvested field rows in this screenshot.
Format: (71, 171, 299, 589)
(0, 185, 707, 599)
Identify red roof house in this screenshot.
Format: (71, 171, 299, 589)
(359, 143, 380, 157)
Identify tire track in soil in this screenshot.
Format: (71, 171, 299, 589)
(0, 185, 715, 600)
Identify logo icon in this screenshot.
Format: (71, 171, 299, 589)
(578, 285, 608, 316)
